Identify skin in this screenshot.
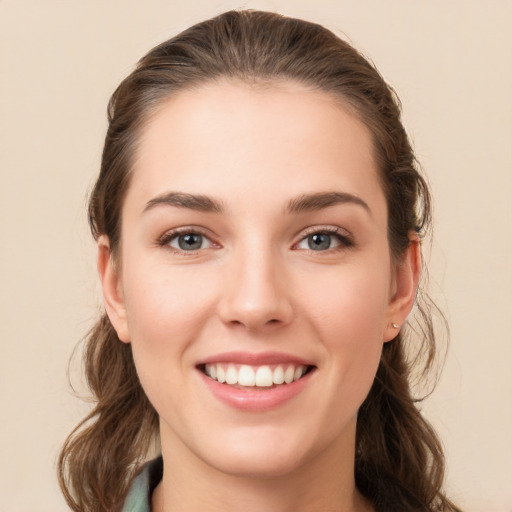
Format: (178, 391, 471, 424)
(98, 80, 420, 512)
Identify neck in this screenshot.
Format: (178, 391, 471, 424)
(152, 422, 373, 512)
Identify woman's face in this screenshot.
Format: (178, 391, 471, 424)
(101, 80, 416, 478)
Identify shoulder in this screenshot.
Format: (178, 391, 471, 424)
(120, 457, 163, 512)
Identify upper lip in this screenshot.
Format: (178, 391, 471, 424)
(197, 351, 316, 367)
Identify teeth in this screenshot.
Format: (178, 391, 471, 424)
(255, 366, 273, 387)
(238, 365, 255, 386)
(284, 365, 295, 384)
(225, 365, 237, 385)
(204, 363, 308, 387)
(272, 365, 284, 385)
(294, 366, 304, 381)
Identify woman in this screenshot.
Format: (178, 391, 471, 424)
(59, 10, 461, 512)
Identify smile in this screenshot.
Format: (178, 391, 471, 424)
(202, 363, 311, 388)
(197, 352, 316, 410)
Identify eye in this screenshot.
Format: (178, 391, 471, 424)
(171, 233, 206, 251)
(295, 228, 353, 252)
(159, 229, 215, 253)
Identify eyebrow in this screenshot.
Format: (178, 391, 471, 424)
(142, 190, 370, 216)
(285, 191, 371, 215)
(143, 192, 224, 214)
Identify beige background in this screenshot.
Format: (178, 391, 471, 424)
(1, 1, 511, 511)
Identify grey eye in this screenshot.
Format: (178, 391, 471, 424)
(171, 233, 205, 251)
(296, 230, 350, 252)
(307, 233, 332, 250)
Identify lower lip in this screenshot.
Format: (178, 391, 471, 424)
(199, 369, 314, 412)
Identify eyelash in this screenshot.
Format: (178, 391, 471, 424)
(157, 226, 354, 255)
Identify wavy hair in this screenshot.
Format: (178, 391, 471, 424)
(59, 10, 461, 511)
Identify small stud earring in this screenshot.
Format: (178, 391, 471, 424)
(392, 323, 399, 329)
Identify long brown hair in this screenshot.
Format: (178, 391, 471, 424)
(59, 10, 461, 511)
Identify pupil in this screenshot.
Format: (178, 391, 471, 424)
(309, 233, 331, 250)
(179, 233, 202, 250)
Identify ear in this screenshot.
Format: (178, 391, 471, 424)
(97, 235, 130, 343)
(383, 234, 421, 342)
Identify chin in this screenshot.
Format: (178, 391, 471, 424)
(210, 450, 308, 480)
(196, 426, 321, 479)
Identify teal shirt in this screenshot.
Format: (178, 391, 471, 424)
(121, 457, 163, 512)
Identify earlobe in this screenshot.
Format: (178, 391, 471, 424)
(383, 235, 421, 342)
(97, 235, 131, 343)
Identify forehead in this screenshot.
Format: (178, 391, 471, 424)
(126, 79, 386, 220)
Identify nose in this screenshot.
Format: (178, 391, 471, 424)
(216, 245, 293, 332)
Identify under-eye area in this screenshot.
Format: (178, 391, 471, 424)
(198, 363, 316, 388)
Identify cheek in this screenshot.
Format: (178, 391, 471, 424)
(302, 258, 391, 339)
(123, 261, 214, 339)
(120, 265, 217, 423)
(120, 262, 219, 397)
(301, 260, 390, 404)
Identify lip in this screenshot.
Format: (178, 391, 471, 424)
(196, 351, 316, 412)
(197, 351, 315, 367)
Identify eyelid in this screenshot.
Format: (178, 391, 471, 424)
(299, 225, 351, 238)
